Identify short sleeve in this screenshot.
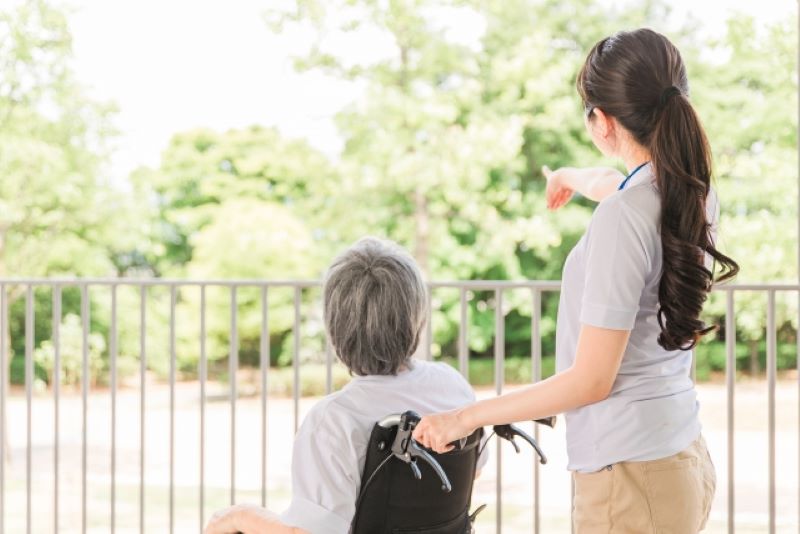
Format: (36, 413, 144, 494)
(579, 198, 651, 330)
(280, 423, 356, 534)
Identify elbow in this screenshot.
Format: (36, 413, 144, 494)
(578, 373, 614, 405)
(587, 383, 612, 404)
(585, 178, 605, 202)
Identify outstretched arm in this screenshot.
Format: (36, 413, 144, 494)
(544, 165, 624, 209)
(204, 504, 310, 534)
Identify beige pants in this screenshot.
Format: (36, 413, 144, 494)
(572, 435, 716, 534)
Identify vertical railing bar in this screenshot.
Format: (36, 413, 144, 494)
(494, 288, 503, 534)
(795, 0, 800, 533)
(293, 287, 301, 433)
(0, 285, 4, 534)
(531, 288, 542, 534)
(766, 290, 776, 534)
(230, 286, 238, 505)
(199, 285, 206, 529)
(425, 287, 433, 361)
(110, 285, 117, 534)
(53, 285, 61, 534)
(725, 290, 735, 534)
(325, 285, 333, 395)
(458, 288, 468, 379)
(139, 285, 146, 534)
(81, 284, 89, 534)
(260, 286, 269, 508)
(570, 477, 576, 534)
(169, 285, 176, 534)
(25, 286, 32, 534)
(325, 340, 333, 395)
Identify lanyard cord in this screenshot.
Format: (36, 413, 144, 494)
(617, 161, 649, 191)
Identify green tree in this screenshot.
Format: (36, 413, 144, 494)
(137, 126, 340, 275)
(133, 126, 342, 371)
(690, 16, 798, 375)
(182, 198, 320, 369)
(0, 0, 148, 391)
(0, 0, 133, 278)
(0, 0, 146, 464)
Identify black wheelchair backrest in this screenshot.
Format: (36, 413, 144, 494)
(349, 411, 554, 534)
(349, 411, 483, 534)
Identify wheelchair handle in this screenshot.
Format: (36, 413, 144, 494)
(493, 423, 548, 464)
(534, 416, 556, 428)
(378, 413, 404, 428)
(382, 410, 453, 493)
(380, 414, 556, 429)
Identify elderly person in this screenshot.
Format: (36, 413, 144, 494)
(205, 237, 484, 534)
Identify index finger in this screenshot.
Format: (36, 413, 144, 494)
(412, 424, 427, 445)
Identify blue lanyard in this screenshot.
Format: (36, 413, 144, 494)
(618, 162, 649, 191)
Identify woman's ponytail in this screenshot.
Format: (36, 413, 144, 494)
(578, 29, 739, 351)
(650, 89, 738, 350)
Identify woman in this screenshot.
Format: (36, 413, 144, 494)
(413, 29, 738, 533)
(205, 237, 483, 534)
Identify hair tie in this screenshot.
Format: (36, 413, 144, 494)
(659, 85, 682, 107)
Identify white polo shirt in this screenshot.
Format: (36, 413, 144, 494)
(555, 163, 718, 473)
(280, 359, 486, 534)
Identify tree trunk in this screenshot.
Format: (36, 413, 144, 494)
(0, 241, 8, 464)
(748, 339, 759, 376)
(413, 188, 430, 276)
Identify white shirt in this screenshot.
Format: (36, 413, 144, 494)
(280, 359, 485, 534)
(555, 163, 719, 473)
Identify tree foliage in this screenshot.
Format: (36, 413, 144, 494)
(3, 0, 797, 384)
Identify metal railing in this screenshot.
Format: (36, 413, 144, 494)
(0, 278, 797, 533)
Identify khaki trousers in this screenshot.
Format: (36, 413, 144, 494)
(572, 435, 716, 534)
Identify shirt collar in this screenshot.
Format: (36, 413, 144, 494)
(350, 358, 422, 383)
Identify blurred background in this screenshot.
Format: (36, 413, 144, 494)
(1, 0, 798, 532)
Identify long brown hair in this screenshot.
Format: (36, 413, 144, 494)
(577, 28, 739, 351)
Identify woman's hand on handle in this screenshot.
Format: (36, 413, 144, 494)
(413, 408, 476, 454)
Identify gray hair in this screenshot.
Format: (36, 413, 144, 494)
(323, 237, 427, 376)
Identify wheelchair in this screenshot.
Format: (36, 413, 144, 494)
(349, 411, 554, 534)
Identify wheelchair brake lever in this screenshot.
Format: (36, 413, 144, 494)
(386, 411, 453, 493)
(407, 440, 452, 493)
(493, 424, 548, 464)
(409, 459, 422, 480)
